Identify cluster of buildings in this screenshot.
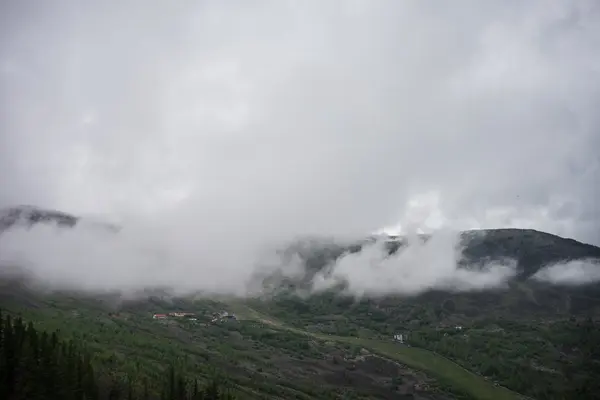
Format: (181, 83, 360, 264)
(152, 312, 197, 321)
(151, 310, 237, 324)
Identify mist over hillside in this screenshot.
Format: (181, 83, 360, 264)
(2, 2, 600, 398)
(1, 206, 599, 301)
(263, 228, 600, 283)
(1, 206, 600, 399)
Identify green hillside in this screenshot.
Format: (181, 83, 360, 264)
(2, 274, 598, 399)
(249, 287, 599, 399)
(0, 282, 461, 400)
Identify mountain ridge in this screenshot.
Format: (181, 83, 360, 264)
(284, 228, 600, 285)
(0, 205, 120, 233)
(1, 205, 599, 398)
(2, 205, 599, 285)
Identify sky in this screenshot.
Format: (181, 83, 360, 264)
(0, 1, 599, 295)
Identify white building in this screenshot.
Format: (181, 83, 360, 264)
(393, 334, 405, 344)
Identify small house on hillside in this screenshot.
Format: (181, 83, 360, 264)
(153, 314, 167, 320)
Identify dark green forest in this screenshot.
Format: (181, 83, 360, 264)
(0, 310, 234, 400)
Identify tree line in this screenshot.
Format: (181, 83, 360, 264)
(0, 310, 235, 399)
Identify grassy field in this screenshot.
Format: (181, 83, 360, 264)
(229, 301, 524, 400)
(340, 339, 520, 400)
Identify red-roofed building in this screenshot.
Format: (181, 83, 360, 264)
(153, 314, 167, 319)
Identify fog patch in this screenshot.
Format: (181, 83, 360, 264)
(532, 259, 600, 285)
(311, 229, 516, 297)
(0, 221, 281, 297)
(0, 221, 520, 300)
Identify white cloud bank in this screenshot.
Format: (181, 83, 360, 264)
(532, 259, 600, 286)
(1, 216, 599, 298)
(312, 230, 517, 297)
(0, 222, 519, 297)
(0, 220, 269, 296)
(0, 1, 599, 297)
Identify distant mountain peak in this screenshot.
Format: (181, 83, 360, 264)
(0, 205, 120, 233)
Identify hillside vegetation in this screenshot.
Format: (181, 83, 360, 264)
(0, 309, 234, 399)
(249, 229, 600, 398)
(251, 289, 599, 399)
(1, 207, 600, 399)
(0, 282, 458, 400)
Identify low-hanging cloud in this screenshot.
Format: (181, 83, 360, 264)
(0, 220, 519, 298)
(0, 217, 287, 296)
(1, 1, 599, 297)
(531, 259, 600, 286)
(311, 230, 516, 297)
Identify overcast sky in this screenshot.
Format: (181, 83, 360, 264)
(1, 1, 599, 246)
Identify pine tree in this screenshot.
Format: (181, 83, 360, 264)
(0, 309, 237, 400)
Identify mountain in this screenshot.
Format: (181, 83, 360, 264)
(267, 228, 600, 315)
(4, 204, 600, 299)
(0, 205, 120, 233)
(249, 230, 600, 398)
(0, 205, 78, 229)
(3, 205, 598, 279)
(1, 207, 600, 398)
(269, 229, 600, 292)
(457, 229, 600, 279)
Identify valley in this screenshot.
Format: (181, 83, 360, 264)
(0, 284, 461, 399)
(1, 275, 598, 399)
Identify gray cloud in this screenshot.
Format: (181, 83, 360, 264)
(0, 1, 599, 294)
